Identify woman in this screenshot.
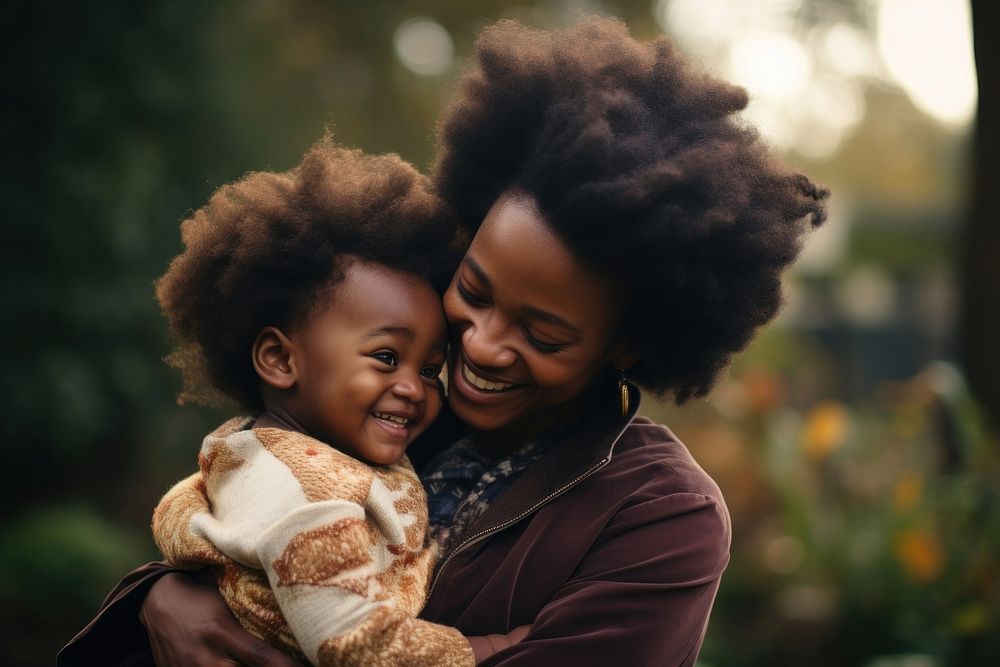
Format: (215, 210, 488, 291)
(60, 17, 827, 666)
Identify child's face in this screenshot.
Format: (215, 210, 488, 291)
(285, 261, 447, 465)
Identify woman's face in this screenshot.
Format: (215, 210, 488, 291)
(443, 192, 624, 438)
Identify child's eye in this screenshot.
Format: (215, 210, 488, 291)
(420, 365, 442, 380)
(372, 350, 398, 367)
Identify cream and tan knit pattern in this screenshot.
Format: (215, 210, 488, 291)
(152, 417, 473, 667)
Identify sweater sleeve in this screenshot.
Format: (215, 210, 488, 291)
(151, 472, 227, 569)
(249, 494, 474, 666)
(191, 436, 474, 667)
(480, 491, 731, 667)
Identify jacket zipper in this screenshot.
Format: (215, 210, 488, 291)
(427, 455, 611, 599)
(426, 412, 637, 600)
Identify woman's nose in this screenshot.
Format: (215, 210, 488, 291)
(461, 314, 517, 368)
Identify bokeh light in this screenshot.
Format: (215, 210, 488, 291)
(393, 17, 454, 76)
(728, 30, 812, 100)
(654, 0, 977, 160)
(876, 0, 977, 126)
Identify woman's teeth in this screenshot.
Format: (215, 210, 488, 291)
(373, 412, 409, 425)
(462, 363, 514, 392)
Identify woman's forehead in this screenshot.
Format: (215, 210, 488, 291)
(463, 195, 617, 326)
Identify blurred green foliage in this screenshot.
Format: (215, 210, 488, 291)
(654, 346, 1000, 666)
(0, 506, 157, 661)
(4, 1, 996, 666)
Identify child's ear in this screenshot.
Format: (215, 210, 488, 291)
(252, 327, 297, 390)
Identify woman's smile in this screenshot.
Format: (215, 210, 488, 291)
(441, 192, 629, 441)
(450, 353, 528, 404)
(461, 362, 516, 392)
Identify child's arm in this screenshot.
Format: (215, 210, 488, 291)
(192, 432, 475, 666)
(152, 430, 309, 661)
(151, 472, 226, 569)
(252, 501, 474, 666)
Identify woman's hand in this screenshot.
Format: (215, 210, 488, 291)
(139, 571, 302, 666)
(467, 624, 532, 662)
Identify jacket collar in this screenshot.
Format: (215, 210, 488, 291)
(439, 381, 641, 560)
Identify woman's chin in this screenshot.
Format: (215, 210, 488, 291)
(447, 392, 515, 433)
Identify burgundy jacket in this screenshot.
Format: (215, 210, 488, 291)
(60, 388, 731, 666)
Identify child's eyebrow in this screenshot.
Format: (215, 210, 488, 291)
(362, 326, 415, 340)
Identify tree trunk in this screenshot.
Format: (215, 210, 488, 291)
(962, 0, 1000, 432)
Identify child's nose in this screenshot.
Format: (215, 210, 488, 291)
(391, 369, 426, 403)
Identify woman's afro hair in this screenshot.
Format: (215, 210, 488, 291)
(157, 135, 464, 411)
(433, 17, 829, 402)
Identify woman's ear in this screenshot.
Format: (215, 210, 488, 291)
(252, 327, 297, 390)
(609, 341, 639, 372)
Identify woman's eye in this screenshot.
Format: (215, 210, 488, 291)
(456, 281, 490, 308)
(372, 350, 399, 367)
(524, 329, 568, 354)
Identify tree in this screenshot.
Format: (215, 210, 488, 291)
(962, 0, 1000, 433)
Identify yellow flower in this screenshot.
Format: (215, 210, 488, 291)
(893, 528, 946, 583)
(800, 401, 849, 460)
(892, 471, 924, 512)
(742, 366, 784, 414)
(951, 603, 990, 635)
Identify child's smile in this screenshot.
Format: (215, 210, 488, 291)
(259, 259, 448, 465)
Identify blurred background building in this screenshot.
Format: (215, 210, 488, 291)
(4, 1, 997, 665)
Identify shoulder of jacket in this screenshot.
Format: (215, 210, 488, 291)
(603, 416, 727, 507)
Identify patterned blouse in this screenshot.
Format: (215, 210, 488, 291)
(423, 435, 553, 555)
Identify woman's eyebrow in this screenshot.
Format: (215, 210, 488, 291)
(463, 256, 492, 287)
(522, 306, 582, 337)
(465, 255, 581, 336)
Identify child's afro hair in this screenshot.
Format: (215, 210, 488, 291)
(433, 17, 829, 403)
(157, 135, 465, 411)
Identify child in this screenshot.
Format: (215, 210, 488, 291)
(150, 136, 474, 666)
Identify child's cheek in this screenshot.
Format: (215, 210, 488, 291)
(422, 392, 443, 431)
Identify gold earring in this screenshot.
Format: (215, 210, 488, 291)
(618, 369, 629, 418)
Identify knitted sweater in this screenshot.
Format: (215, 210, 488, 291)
(152, 417, 474, 667)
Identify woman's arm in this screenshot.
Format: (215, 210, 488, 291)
(57, 566, 303, 667)
(58, 562, 527, 666)
(476, 492, 731, 666)
(467, 625, 532, 662)
(141, 570, 304, 667)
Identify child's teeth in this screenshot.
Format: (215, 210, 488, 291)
(462, 364, 514, 391)
(374, 412, 409, 425)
